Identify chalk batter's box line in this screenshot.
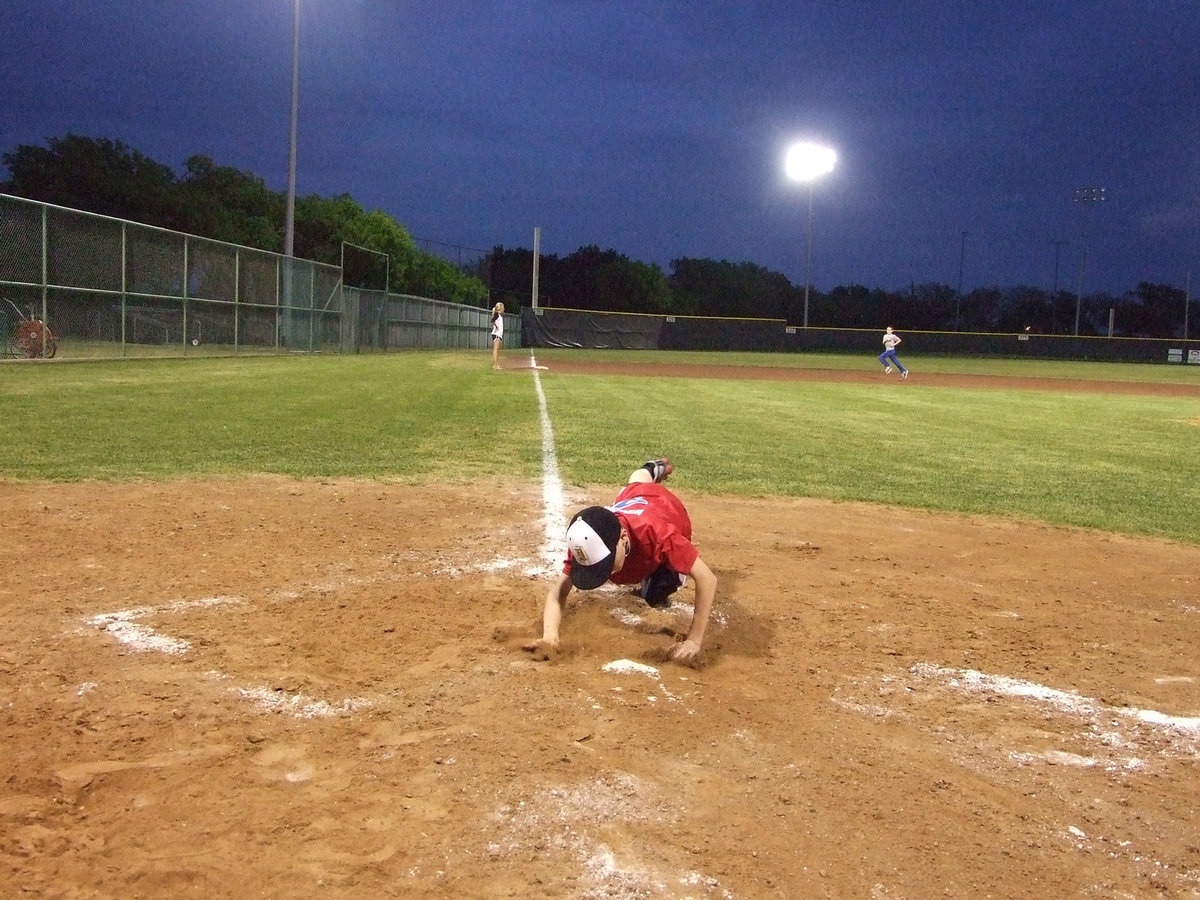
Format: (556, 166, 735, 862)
(835, 663, 1200, 765)
(81, 594, 374, 719)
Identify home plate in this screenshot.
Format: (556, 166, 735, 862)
(602, 659, 659, 677)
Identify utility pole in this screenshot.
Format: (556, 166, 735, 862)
(1073, 187, 1106, 336)
(1186, 270, 1191, 341)
(956, 230, 968, 331)
(1050, 238, 1068, 333)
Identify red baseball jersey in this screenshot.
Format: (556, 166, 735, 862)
(562, 482, 699, 586)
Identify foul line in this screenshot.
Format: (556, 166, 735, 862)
(76, 354, 579, 717)
(531, 352, 566, 574)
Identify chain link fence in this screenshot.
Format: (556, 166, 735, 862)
(1, 193, 512, 359)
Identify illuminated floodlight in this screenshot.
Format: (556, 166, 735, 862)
(784, 142, 837, 184)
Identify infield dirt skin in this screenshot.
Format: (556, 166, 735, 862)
(3, 363, 1199, 898)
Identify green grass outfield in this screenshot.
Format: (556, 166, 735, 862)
(3, 349, 1199, 543)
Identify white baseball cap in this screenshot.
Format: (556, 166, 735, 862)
(565, 506, 621, 589)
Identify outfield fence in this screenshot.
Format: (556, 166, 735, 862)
(0, 193, 512, 360)
(522, 306, 1200, 364)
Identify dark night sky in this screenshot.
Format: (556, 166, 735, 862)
(2, 1, 1197, 295)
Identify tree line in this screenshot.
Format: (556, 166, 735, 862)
(485, 249, 1192, 338)
(3, 135, 1192, 337)
(1, 134, 488, 306)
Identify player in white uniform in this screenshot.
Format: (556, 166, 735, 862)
(490, 302, 505, 370)
(878, 326, 909, 379)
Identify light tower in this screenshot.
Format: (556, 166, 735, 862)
(785, 142, 837, 328)
(1073, 187, 1106, 335)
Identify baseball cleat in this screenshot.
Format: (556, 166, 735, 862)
(643, 458, 673, 482)
(884, 365, 892, 374)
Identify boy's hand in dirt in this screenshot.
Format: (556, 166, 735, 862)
(668, 638, 701, 663)
(522, 639, 559, 661)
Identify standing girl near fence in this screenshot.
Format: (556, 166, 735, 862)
(490, 302, 505, 370)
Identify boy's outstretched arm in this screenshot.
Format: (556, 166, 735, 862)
(525, 572, 572, 658)
(670, 556, 716, 662)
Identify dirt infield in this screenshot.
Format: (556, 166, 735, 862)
(3, 364, 1199, 898)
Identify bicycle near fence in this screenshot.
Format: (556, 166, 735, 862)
(2, 297, 57, 359)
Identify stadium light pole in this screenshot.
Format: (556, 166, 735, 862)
(785, 142, 837, 328)
(1073, 186, 1105, 336)
(284, 0, 300, 263)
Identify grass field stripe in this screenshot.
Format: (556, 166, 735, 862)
(531, 353, 566, 572)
